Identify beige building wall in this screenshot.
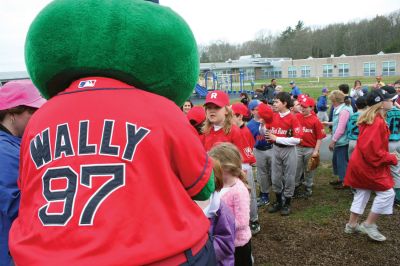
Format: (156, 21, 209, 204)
(281, 53, 400, 78)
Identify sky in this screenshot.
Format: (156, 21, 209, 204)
(1, 0, 399, 71)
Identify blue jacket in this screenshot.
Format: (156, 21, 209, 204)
(317, 95, 328, 112)
(291, 86, 301, 97)
(247, 119, 272, 150)
(0, 130, 21, 266)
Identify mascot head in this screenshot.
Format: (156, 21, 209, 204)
(25, 0, 199, 106)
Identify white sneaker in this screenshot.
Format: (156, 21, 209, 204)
(344, 223, 361, 234)
(359, 223, 386, 242)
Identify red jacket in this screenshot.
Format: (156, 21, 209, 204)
(344, 115, 397, 191)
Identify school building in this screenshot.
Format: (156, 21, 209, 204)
(199, 52, 400, 82)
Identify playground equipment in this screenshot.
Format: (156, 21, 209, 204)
(199, 70, 255, 96)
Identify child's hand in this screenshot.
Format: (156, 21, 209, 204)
(312, 150, 319, 157)
(265, 132, 277, 142)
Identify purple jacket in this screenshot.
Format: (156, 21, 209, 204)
(209, 201, 235, 266)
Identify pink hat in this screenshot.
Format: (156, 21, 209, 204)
(204, 90, 230, 107)
(0, 80, 46, 110)
(231, 103, 248, 116)
(187, 106, 206, 126)
(300, 96, 315, 108)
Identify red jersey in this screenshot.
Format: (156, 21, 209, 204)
(202, 124, 255, 164)
(239, 124, 256, 164)
(296, 113, 326, 148)
(269, 112, 302, 139)
(10, 77, 212, 265)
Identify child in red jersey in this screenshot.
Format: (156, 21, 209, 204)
(231, 102, 260, 235)
(295, 96, 326, 197)
(262, 92, 302, 216)
(209, 143, 253, 266)
(187, 105, 206, 136)
(202, 91, 255, 164)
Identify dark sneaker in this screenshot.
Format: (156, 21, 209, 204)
(333, 183, 346, 190)
(250, 221, 261, 235)
(329, 180, 342, 186)
(268, 202, 282, 213)
(280, 204, 291, 216)
(257, 197, 270, 207)
(394, 199, 400, 208)
(305, 189, 312, 197)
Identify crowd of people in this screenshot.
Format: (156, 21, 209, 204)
(180, 77, 400, 264)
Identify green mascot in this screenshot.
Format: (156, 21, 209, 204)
(9, 0, 216, 265)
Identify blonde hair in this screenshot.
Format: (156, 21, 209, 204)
(208, 143, 247, 185)
(211, 158, 223, 191)
(202, 106, 233, 135)
(357, 102, 383, 126)
(328, 90, 345, 104)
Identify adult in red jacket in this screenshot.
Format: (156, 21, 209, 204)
(344, 89, 398, 242)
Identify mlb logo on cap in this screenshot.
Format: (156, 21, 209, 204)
(78, 80, 97, 88)
(205, 90, 230, 107)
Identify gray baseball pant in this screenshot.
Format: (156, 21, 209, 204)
(271, 145, 297, 198)
(295, 146, 315, 189)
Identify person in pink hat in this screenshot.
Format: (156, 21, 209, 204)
(0, 79, 46, 265)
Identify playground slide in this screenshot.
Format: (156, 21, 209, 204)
(194, 83, 208, 97)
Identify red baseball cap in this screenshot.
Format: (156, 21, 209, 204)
(258, 103, 274, 124)
(187, 106, 206, 126)
(0, 80, 46, 111)
(231, 103, 248, 116)
(299, 96, 315, 108)
(204, 90, 230, 107)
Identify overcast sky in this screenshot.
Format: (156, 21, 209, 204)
(1, 0, 399, 71)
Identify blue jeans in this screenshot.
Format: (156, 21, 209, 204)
(332, 145, 349, 181)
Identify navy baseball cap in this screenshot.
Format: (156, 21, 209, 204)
(366, 88, 396, 106)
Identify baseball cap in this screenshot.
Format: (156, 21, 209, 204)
(258, 103, 274, 123)
(0, 80, 46, 111)
(366, 89, 394, 106)
(289, 80, 295, 85)
(187, 106, 206, 126)
(204, 90, 229, 107)
(248, 99, 261, 110)
(322, 87, 329, 93)
(299, 96, 315, 108)
(231, 103, 248, 116)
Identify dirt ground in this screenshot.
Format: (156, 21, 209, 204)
(252, 163, 400, 265)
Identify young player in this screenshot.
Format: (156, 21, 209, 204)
(246, 100, 273, 207)
(209, 143, 253, 266)
(294, 96, 326, 197)
(187, 105, 206, 136)
(202, 90, 255, 164)
(260, 92, 302, 216)
(382, 86, 400, 207)
(317, 88, 329, 122)
(231, 102, 260, 235)
(344, 89, 398, 242)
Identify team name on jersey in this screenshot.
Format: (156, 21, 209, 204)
(270, 127, 288, 135)
(302, 127, 313, 134)
(29, 120, 151, 169)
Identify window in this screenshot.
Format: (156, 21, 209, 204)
(300, 65, 311, 78)
(288, 66, 297, 78)
(382, 61, 396, 76)
(338, 63, 349, 77)
(322, 64, 333, 77)
(363, 62, 376, 77)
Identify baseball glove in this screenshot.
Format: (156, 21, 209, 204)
(307, 154, 320, 171)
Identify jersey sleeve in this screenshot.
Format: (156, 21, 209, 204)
(291, 115, 303, 139)
(231, 126, 255, 164)
(168, 117, 214, 198)
(314, 118, 326, 140)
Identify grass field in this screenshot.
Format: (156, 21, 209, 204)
(252, 162, 400, 265)
(238, 76, 400, 99)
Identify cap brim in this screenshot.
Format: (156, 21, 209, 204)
(25, 97, 47, 109)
